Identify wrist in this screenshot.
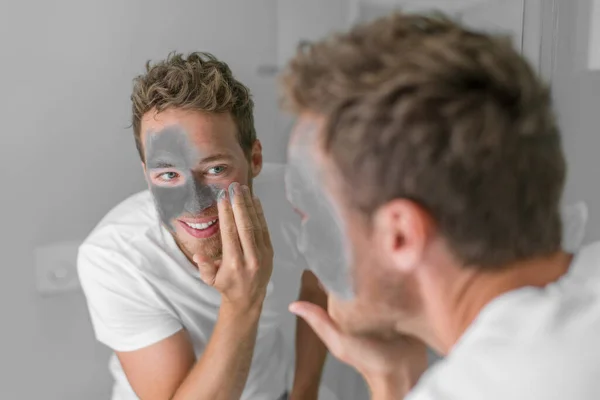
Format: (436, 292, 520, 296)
(365, 370, 415, 400)
(220, 294, 265, 318)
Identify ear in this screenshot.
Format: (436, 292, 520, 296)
(372, 199, 432, 274)
(250, 140, 263, 178)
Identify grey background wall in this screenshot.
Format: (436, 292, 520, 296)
(0, 1, 596, 399)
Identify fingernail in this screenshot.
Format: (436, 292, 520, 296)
(242, 185, 250, 195)
(229, 182, 239, 199)
(217, 189, 228, 202)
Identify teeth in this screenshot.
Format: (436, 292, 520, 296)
(186, 219, 217, 230)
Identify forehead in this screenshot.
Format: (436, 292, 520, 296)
(141, 108, 240, 153)
(287, 115, 346, 197)
(288, 114, 331, 174)
(289, 114, 324, 150)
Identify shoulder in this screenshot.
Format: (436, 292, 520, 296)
(85, 190, 157, 242)
(409, 334, 600, 399)
(77, 190, 165, 283)
(407, 266, 600, 400)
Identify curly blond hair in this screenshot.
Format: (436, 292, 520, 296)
(131, 51, 256, 160)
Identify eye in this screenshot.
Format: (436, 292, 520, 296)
(207, 165, 227, 176)
(157, 171, 179, 181)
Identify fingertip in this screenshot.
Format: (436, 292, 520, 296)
(228, 182, 240, 201)
(289, 301, 311, 317)
(217, 189, 228, 203)
(193, 254, 209, 266)
(289, 302, 301, 314)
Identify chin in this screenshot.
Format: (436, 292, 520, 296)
(188, 241, 222, 261)
(352, 321, 400, 340)
(335, 310, 397, 338)
(174, 229, 223, 261)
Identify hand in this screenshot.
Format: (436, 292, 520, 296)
(194, 183, 274, 310)
(289, 299, 428, 398)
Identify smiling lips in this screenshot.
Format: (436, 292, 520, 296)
(186, 219, 218, 230)
(178, 217, 220, 238)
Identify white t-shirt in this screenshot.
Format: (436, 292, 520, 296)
(78, 164, 305, 400)
(407, 241, 600, 400)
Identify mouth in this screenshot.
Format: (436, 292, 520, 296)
(178, 217, 220, 239)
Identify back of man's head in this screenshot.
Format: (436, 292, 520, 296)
(281, 12, 566, 269)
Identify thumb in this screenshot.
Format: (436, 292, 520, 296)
(289, 301, 345, 358)
(193, 254, 218, 286)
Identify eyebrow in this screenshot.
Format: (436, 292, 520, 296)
(150, 161, 174, 169)
(147, 153, 234, 169)
(198, 153, 234, 164)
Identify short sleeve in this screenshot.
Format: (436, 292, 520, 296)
(77, 243, 182, 352)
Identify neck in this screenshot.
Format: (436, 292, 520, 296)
(427, 251, 573, 354)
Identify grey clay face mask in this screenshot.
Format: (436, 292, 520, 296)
(285, 125, 355, 300)
(145, 125, 223, 231)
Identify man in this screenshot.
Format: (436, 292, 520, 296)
(280, 12, 600, 400)
(78, 52, 327, 400)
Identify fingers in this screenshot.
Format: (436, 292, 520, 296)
(193, 254, 218, 286)
(289, 301, 345, 359)
(253, 195, 272, 251)
(217, 188, 242, 261)
(242, 185, 264, 249)
(229, 182, 259, 262)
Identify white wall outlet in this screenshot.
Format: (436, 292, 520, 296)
(35, 240, 82, 295)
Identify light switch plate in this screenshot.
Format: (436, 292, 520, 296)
(35, 240, 82, 295)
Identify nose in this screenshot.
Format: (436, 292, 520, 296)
(186, 181, 218, 213)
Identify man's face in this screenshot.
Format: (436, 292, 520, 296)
(286, 115, 419, 337)
(285, 118, 355, 300)
(141, 108, 261, 262)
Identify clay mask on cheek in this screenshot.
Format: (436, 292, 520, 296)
(285, 127, 355, 300)
(145, 126, 224, 231)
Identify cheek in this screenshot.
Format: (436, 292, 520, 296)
(349, 234, 381, 291)
(328, 295, 366, 328)
(220, 167, 252, 186)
